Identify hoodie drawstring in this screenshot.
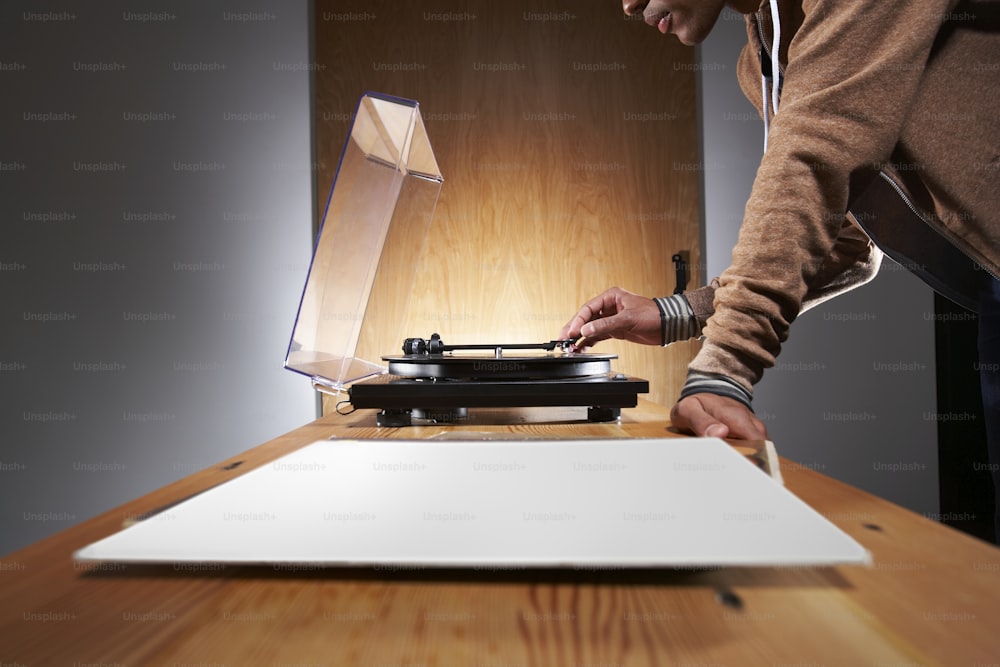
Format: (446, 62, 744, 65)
(761, 0, 782, 152)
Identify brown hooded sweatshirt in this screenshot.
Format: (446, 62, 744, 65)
(684, 0, 1000, 398)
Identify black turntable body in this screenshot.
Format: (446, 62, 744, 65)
(347, 334, 649, 426)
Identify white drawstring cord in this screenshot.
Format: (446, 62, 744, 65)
(769, 0, 782, 115)
(762, 73, 771, 152)
(761, 0, 782, 152)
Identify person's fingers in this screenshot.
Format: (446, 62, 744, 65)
(703, 422, 731, 438)
(558, 320, 580, 341)
(559, 288, 626, 339)
(724, 411, 768, 440)
(579, 312, 629, 341)
(670, 397, 728, 437)
(671, 394, 768, 440)
(561, 311, 599, 341)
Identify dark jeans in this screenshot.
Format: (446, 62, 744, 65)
(980, 273, 1000, 541)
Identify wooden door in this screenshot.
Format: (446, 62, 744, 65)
(314, 1, 702, 411)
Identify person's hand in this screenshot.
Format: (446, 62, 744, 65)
(559, 286, 661, 349)
(670, 393, 768, 440)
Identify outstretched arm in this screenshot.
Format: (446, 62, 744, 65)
(560, 284, 712, 349)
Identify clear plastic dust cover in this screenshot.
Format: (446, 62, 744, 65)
(285, 92, 443, 392)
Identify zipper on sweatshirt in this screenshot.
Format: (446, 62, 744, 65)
(755, 7, 784, 132)
(878, 172, 999, 281)
(878, 170, 1000, 283)
(754, 10, 785, 80)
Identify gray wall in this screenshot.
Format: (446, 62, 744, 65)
(0, 1, 317, 556)
(698, 8, 939, 516)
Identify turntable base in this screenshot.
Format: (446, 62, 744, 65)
(345, 334, 650, 426)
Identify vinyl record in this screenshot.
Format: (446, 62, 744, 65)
(381, 352, 615, 380)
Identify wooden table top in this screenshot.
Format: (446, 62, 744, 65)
(2, 400, 999, 666)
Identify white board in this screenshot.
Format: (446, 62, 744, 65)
(74, 438, 870, 568)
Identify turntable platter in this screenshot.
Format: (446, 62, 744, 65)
(381, 352, 615, 380)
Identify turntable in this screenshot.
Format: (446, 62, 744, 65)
(348, 333, 648, 426)
(284, 92, 648, 425)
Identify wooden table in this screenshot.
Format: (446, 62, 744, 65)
(2, 400, 999, 666)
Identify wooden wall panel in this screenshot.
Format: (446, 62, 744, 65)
(314, 1, 703, 412)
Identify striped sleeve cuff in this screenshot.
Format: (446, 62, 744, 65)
(653, 294, 701, 346)
(680, 371, 754, 412)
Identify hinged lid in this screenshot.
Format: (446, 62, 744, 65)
(285, 92, 443, 391)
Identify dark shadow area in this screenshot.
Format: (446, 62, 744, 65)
(934, 294, 995, 543)
(77, 560, 854, 591)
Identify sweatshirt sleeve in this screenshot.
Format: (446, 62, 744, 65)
(689, 0, 959, 393)
(666, 218, 882, 343)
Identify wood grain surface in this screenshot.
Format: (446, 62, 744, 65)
(2, 401, 999, 665)
(314, 1, 704, 412)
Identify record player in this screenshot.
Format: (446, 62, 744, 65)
(284, 92, 648, 425)
(348, 333, 648, 426)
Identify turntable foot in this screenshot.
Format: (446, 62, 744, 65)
(412, 407, 468, 423)
(587, 406, 621, 422)
(376, 409, 412, 427)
